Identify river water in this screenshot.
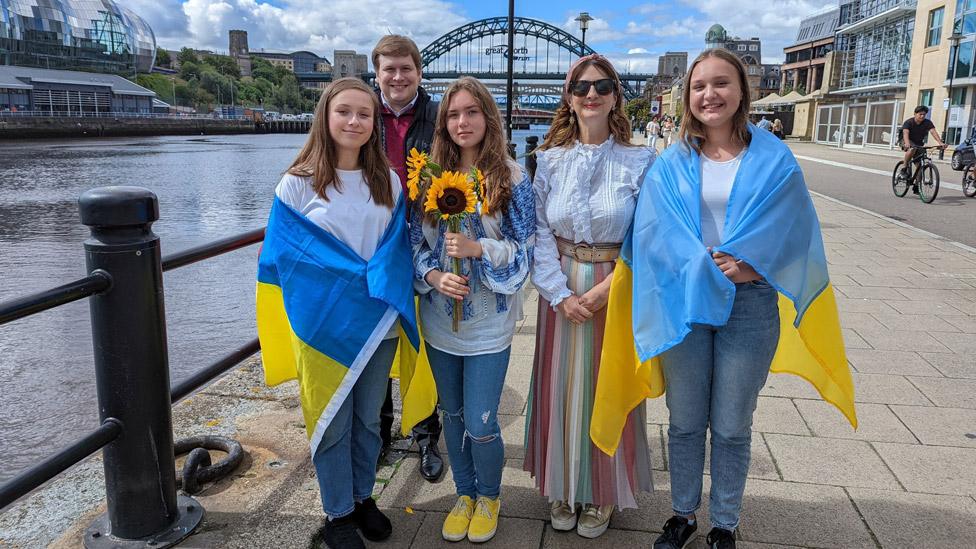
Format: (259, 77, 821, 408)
(0, 129, 546, 483)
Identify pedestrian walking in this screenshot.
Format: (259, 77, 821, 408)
(371, 34, 444, 482)
(647, 117, 660, 149)
(589, 48, 856, 549)
(411, 77, 536, 543)
(771, 118, 784, 139)
(662, 117, 675, 148)
(524, 53, 655, 540)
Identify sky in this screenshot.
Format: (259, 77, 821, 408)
(131, 0, 840, 73)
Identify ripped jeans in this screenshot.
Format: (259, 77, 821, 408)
(426, 344, 511, 499)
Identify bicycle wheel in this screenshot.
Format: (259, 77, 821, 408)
(892, 161, 909, 197)
(918, 163, 940, 203)
(964, 165, 976, 197)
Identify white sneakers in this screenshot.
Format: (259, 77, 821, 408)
(549, 501, 615, 538)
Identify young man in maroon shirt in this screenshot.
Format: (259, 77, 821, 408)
(372, 35, 443, 483)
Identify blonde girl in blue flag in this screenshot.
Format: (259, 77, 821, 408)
(590, 49, 857, 549)
(411, 76, 535, 543)
(256, 77, 430, 549)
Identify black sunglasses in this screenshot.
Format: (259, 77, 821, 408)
(569, 79, 615, 97)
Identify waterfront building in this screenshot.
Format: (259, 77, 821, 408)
(658, 52, 688, 78)
(821, 0, 917, 148)
(0, 0, 156, 74)
(703, 24, 775, 99)
(905, 1, 972, 146)
(251, 50, 332, 74)
(0, 65, 156, 113)
(333, 50, 368, 78)
(782, 9, 839, 95)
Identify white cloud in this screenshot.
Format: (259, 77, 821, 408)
(628, 47, 651, 54)
(134, 0, 467, 62)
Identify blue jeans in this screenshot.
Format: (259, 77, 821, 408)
(660, 281, 780, 532)
(313, 338, 397, 518)
(426, 344, 511, 499)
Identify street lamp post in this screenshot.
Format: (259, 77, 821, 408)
(575, 12, 593, 53)
(505, 0, 515, 142)
(942, 32, 964, 160)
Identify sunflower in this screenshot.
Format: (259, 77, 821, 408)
(472, 168, 489, 214)
(424, 170, 477, 220)
(406, 148, 428, 201)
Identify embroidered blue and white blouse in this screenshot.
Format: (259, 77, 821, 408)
(531, 137, 655, 307)
(412, 159, 536, 356)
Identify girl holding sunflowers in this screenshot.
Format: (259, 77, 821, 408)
(409, 76, 535, 543)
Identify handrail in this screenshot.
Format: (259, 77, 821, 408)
(0, 271, 111, 326)
(171, 338, 261, 402)
(162, 228, 265, 271)
(0, 418, 122, 509)
(0, 191, 266, 547)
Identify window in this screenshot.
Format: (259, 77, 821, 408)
(749, 44, 759, 51)
(919, 89, 934, 108)
(951, 87, 968, 106)
(738, 44, 747, 51)
(928, 7, 944, 47)
(955, 40, 974, 78)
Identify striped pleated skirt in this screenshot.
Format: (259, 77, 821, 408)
(523, 255, 652, 509)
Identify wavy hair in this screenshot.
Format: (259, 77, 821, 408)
(678, 48, 752, 154)
(287, 77, 393, 208)
(538, 56, 634, 151)
(427, 76, 514, 222)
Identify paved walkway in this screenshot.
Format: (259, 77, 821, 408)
(3, 193, 976, 548)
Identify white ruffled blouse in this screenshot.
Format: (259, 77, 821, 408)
(531, 137, 655, 306)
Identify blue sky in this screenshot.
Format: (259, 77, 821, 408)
(131, 0, 839, 72)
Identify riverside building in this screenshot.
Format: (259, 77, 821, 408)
(0, 0, 156, 74)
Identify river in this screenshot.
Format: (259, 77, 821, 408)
(0, 128, 546, 483)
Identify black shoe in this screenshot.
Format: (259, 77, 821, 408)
(353, 497, 392, 541)
(418, 442, 444, 482)
(705, 527, 736, 549)
(653, 516, 698, 548)
(312, 514, 365, 549)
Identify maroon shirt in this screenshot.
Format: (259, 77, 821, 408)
(381, 103, 416, 192)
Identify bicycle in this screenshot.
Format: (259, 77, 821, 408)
(892, 146, 942, 204)
(962, 164, 976, 197)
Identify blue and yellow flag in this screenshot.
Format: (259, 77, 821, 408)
(256, 196, 434, 455)
(591, 126, 857, 456)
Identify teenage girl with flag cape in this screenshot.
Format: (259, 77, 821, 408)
(589, 50, 857, 549)
(256, 78, 432, 549)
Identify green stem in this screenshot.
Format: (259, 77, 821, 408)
(449, 217, 462, 332)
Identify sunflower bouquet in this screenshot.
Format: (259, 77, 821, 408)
(406, 147, 484, 332)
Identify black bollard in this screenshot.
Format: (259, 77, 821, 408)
(525, 135, 539, 182)
(79, 187, 203, 548)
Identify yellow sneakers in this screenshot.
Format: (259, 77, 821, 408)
(442, 495, 475, 542)
(467, 496, 500, 543)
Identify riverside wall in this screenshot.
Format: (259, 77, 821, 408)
(0, 117, 257, 139)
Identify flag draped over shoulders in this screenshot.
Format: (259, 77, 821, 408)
(256, 195, 434, 456)
(591, 125, 856, 456)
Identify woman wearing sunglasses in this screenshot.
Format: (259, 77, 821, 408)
(524, 54, 655, 539)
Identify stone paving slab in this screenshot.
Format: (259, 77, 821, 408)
(873, 443, 976, 496)
(794, 400, 918, 444)
(844, 349, 944, 377)
(847, 488, 976, 549)
(764, 434, 901, 490)
(888, 405, 976, 448)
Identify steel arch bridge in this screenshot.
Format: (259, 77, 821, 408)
(419, 17, 648, 105)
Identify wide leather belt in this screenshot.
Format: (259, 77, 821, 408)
(555, 236, 621, 263)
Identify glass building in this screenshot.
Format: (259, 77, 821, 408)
(0, 0, 157, 74)
(815, 0, 917, 148)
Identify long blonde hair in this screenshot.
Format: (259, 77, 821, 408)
(538, 56, 634, 151)
(678, 49, 752, 154)
(427, 76, 514, 221)
(287, 78, 394, 208)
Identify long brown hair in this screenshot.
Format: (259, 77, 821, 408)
(678, 48, 752, 154)
(538, 56, 634, 150)
(427, 76, 514, 221)
(286, 77, 394, 208)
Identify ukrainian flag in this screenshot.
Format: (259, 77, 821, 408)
(591, 126, 857, 456)
(256, 196, 435, 455)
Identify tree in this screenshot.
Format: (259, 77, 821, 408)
(177, 47, 199, 67)
(155, 48, 171, 68)
(624, 97, 650, 124)
(203, 54, 241, 79)
(179, 61, 201, 82)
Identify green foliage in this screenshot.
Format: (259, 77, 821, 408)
(624, 97, 651, 124)
(203, 54, 241, 79)
(177, 47, 199, 66)
(155, 48, 171, 68)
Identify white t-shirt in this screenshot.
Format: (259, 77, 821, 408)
(275, 168, 402, 339)
(700, 150, 745, 249)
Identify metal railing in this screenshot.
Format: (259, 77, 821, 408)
(0, 110, 251, 121)
(0, 186, 265, 548)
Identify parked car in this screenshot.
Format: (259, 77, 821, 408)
(951, 126, 976, 171)
(281, 113, 297, 121)
(299, 113, 314, 121)
(264, 111, 281, 121)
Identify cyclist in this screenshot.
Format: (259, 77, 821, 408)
(900, 106, 946, 183)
